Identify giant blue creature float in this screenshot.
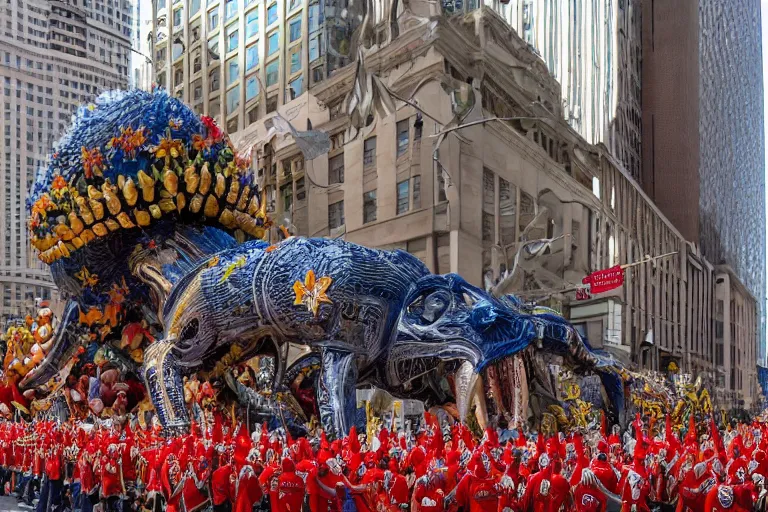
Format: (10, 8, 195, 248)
(23, 90, 626, 437)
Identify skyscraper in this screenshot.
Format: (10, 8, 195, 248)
(0, 0, 133, 325)
(484, 0, 643, 181)
(151, 0, 358, 132)
(642, 0, 766, 365)
(699, 0, 766, 365)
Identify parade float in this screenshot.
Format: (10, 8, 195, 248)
(0, 89, 657, 438)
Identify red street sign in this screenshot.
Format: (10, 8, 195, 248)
(582, 265, 625, 294)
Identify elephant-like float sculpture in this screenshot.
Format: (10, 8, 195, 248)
(17, 90, 627, 437)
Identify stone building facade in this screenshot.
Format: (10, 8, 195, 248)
(225, 6, 759, 408)
(715, 266, 760, 410)
(0, 0, 132, 326)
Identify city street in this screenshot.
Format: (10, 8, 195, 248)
(0, 496, 33, 512)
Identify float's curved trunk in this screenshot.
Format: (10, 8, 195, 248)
(143, 340, 189, 434)
(20, 301, 81, 390)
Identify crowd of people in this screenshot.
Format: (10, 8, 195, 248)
(0, 411, 766, 512)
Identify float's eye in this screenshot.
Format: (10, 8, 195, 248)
(180, 318, 199, 342)
(407, 290, 450, 325)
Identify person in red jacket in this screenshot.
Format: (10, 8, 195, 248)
(182, 455, 213, 512)
(278, 457, 306, 512)
(161, 453, 186, 512)
(211, 451, 234, 512)
(523, 451, 572, 512)
(78, 443, 99, 512)
(234, 456, 263, 512)
(452, 452, 503, 512)
(306, 460, 339, 512)
(101, 443, 124, 512)
(572, 469, 610, 512)
(412, 463, 446, 512)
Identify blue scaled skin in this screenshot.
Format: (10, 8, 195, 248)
(143, 236, 624, 438)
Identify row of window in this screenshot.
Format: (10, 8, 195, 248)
(325, 175, 422, 229)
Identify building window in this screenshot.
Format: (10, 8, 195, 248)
(287, 76, 302, 101)
(266, 60, 279, 87)
(289, 0, 301, 10)
(482, 169, 494, 244)
(363, 136, 376, 167)
(363, 190, 377, 223)
(267, 3, 278, 24)
(396, 119, 409, 156)
(225, 0, 237, 19)
(209, 69, 220, 91)
(499, 177, 516, 246)
(309, 34, 323, 61)
(289, 15, 302, 42)
(296, 176, 306, 200)
(281, 182, 292, 213)
(328, 200, 344, 229)
(190, 0, 200, 16)
(289, 44, 301, 74)
(227, 27, 239, 52)
(208, 9, 219, 30)
(208, 37, 219, 61)
(309, 2, 321, 31)
(248, 106, 259, 123)
(246, 44, 259, 70)
(329, 154, 344, 184)
(227, 85, 240, 113)
(266, 94, 278, 112)
(173, 7, 183, 26)
(246, 9, 259, 38)
(414, 114, 423, 139)
(246, 74, 259, 100)
(267, 31, 279, 56)
(412, 175, 421, 209)
(226, 57, 239, 85)
(397, 180, 409, 214)
(311, 65, 324, 84)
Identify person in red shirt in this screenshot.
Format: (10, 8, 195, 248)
(234, 453, 264, 512)
(521, 452, 571, 512)
(182, 455, 213, 512)
(306, 460, 339, 512)
(573, 469, 610, 512)
(101, 443, 124, 512)
(452, 451, 504, 512)
(78, 443, 99, 512)
(161, 453, 186, 512)
(412, 463, 447, 512)
(278, 457, 306, 512)
(211, 451, 234, 512)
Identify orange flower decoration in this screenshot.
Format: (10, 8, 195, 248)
(31, 194, 54, 219)
(107, 126, 147, 159)
(150, 134, 185, 167)
(51, 175, 67, 191)
(81, 146, 104, 179)
(293, 270, 333, 316)
(192, 134, 212, 152)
